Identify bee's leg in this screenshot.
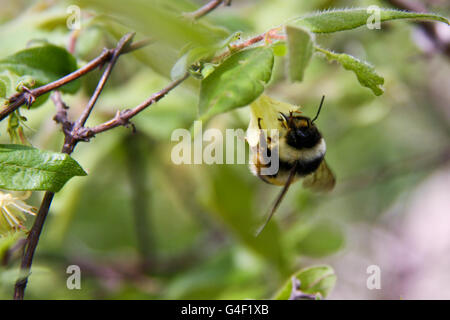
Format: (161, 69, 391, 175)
(257, 117, 272, 147)
(253, 159, 272, 184)
(251, 117, 272, 182)
(255, 162, 298, 236)
(256, 129, 273, 179)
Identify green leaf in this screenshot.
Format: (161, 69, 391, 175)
(0, 44, 80, 94)
(271, 42, 287, 57)
(0, 72, 16, 107)
(199, 47, 274, 118)
(0, 144, 87, 192)
(0, 71, 14, 100)
(0, 80, 6, 98)
(293, 8, 449, 33)
(286, 25, 314, 82)
(274, 265, 336, 299)
(316, 47, 384, 96)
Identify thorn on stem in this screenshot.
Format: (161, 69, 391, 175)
(114, 109, 136, 132)
(8, 86, 36, 107)
(21, 86, 36, 108)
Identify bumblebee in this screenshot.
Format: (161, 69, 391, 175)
(247, 95, 335, 235)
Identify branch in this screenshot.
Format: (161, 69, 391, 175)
(184, 0, 230, 20)
(76, 73, 189, 140)
(51, 91, 72, 137)
(212, 27, 284, 63)
(0, 39, 150, 122)
(74, 33, 135, 129)
(14, 191, 55, 300)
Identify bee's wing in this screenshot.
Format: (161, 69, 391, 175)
(302, 160, 336, 192)
(255, 162, 298, 237)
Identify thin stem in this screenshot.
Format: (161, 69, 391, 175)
(79, 73, 189, 139)
(212, 27, 285, 63)
(51, 91, 72, 137)
(74, 33, 135, 129)
(67, 29, 80, 54)
(14, 191, 55, 300)
(185, 0, 226, 20)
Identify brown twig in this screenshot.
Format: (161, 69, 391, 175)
(184, 0, 229, 20)
(14, 191, 55, 300)
(67, 29, 80, 55)
(51, 91, 72, 137)
(212, 27, 284, 63)
(0, 39, 149, 122)
(74, 33, 135, 129)
(77, 72, 189, 139)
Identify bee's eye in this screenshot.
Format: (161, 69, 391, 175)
(296, 129, 306, 137)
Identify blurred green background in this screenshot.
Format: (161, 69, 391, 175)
(0, 0, 449, 299)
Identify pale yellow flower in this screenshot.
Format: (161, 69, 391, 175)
(247, 94, 302, 147)
(0, 190, 36, 234)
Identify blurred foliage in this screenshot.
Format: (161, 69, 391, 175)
(0, 0, 449, 300)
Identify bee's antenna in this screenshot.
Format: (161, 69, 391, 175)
(311, 95, 325, 123)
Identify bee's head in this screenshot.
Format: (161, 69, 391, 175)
(279, 96, 325, 150)
(280, 114, 321, 149)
